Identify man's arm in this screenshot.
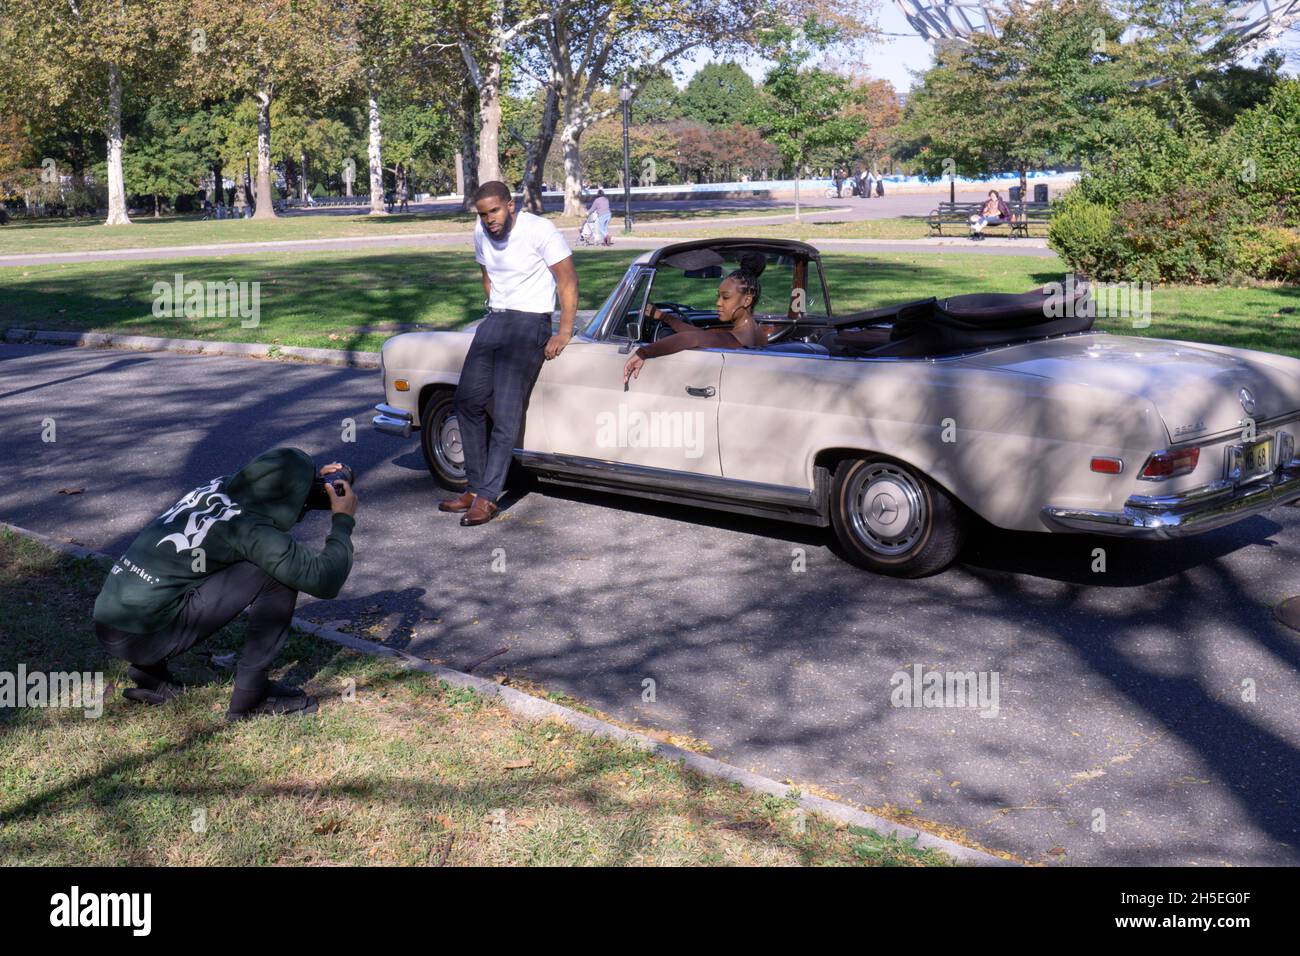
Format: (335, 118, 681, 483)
(546, 255, 578, 359)
(480, 264, 491, 302)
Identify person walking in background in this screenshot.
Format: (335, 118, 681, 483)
(833, 166, 845, 198)
(590, 189, 612, 246)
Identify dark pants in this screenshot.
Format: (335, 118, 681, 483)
(94, 561, 298, 698)
(454, 308, 551, 503)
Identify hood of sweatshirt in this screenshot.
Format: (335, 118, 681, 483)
(224, 447, 315, 531)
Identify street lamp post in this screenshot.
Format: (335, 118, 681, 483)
(244, 149, 252, 216)
(301, 152, 307, 201)
(620, 78, 632, 235)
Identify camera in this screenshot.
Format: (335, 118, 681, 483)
(303, 464, 355, 512)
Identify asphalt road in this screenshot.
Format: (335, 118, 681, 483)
(3, 341, 1298, 865)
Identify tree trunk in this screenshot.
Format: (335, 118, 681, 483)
(793, 162, 801, 223)
(459, 82, 479, 212)
(103, 62, 131, 226)
(367, 82, 386, 215)
(561, 120, 585, 217)
(477, 50, 502, 185)
(253, 85, 277, 219)
(1019, 165, 1028, 202)
(211, 163, 222, 206)
(521, 85, 560, 214)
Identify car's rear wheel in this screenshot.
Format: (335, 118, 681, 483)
(829, 456, 967, 577)
(420, 390, 468, 491)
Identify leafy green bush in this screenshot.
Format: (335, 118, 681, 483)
(1227, 79, 1300, 227)
(1071, 104, 1232, 211)
(1112, 184, 1253, 284)
(1053, 84, 1300, 284)
(1047, 197, 1120, 279)
(1227, 226, 1300, 281)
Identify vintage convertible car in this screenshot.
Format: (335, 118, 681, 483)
(374, 238, 1300, 576)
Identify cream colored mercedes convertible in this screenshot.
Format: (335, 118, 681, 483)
(374, 238, 1300, 576)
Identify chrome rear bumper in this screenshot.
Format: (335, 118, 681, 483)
(1043, 464, 1300, 538)
(373, 403, 413, 438)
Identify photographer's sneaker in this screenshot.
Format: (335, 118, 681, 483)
(226, 692, 318, 722)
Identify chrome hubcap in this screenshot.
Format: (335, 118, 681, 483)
(847, 464, 926, 556)
(436, 411, 466, 479)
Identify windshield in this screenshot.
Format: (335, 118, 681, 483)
(643, 249, 829, 325)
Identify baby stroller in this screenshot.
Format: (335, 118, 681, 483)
(578, 211, 597, 245)
(578, 210, 605, 246)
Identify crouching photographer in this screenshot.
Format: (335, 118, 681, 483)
(92, 447, 358, 721)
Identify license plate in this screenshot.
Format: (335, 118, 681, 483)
(1227, 437, 1274, 483)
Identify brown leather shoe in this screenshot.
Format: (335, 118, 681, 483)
(438, 490, 476, 513)
(460, 495, 499, 526)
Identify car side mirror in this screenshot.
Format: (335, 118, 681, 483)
(620, 315, 642, 352)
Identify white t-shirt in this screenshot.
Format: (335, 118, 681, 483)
(474, 210, 572, 313)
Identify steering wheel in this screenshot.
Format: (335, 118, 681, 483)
(764, 321, 798, 344)
(646, 302, 699, 343)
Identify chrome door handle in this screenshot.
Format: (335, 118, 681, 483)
(685, 386, 716, 398)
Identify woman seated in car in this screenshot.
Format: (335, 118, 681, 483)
(622, 262, 768, 385)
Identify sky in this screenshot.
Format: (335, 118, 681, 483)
(678, 2, 935, 94)
(675, 1, 1300, 94)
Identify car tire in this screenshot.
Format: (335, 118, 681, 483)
(829, 456, 967, 577)
(420, 390, 468, 491)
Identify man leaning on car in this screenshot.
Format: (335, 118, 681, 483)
(438, 180, 578, 526)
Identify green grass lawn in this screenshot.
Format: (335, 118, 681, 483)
(0, 529, 955, 866)
(0, 205, 822, 256)
(639, 215, 1052, 241)
(2, 247, 1295, 356)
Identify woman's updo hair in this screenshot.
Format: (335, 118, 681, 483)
(725, 252, 766, 312)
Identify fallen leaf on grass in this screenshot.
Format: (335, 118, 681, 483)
(503, 759, 533, 770)
(313, 817, 344, 835)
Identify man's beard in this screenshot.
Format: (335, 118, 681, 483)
(492, 209, 516, 239)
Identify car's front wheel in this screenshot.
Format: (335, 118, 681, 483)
(829, 456, 967, 577)
(420, 390, 468, 491)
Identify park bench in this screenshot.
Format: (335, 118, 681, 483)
(927, 200, 1054, 238)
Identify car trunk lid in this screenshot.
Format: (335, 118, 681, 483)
(957, 333, 1300, 442)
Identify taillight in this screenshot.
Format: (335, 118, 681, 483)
(1138, 447, 1200, 480)
(1090, 457, 1123, 474)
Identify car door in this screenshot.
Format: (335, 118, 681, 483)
(533, 268, 723, 476)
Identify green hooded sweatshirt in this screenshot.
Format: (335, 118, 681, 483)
(93, 447, 355, 634)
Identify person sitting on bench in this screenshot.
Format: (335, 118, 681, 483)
(969, 190, 1011, 240)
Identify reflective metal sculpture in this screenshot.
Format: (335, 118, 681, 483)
(895, 1, 1300, 46)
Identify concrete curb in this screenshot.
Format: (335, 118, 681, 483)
(3, 312, 601, 369)
(0, 518, 1013, 867)
(3, 328, 381, 369)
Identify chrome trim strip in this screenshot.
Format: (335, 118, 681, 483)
(514, 450, 818, 511)
(1127, 479, 1235, 509)
(1042, 466, 1300, 538)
